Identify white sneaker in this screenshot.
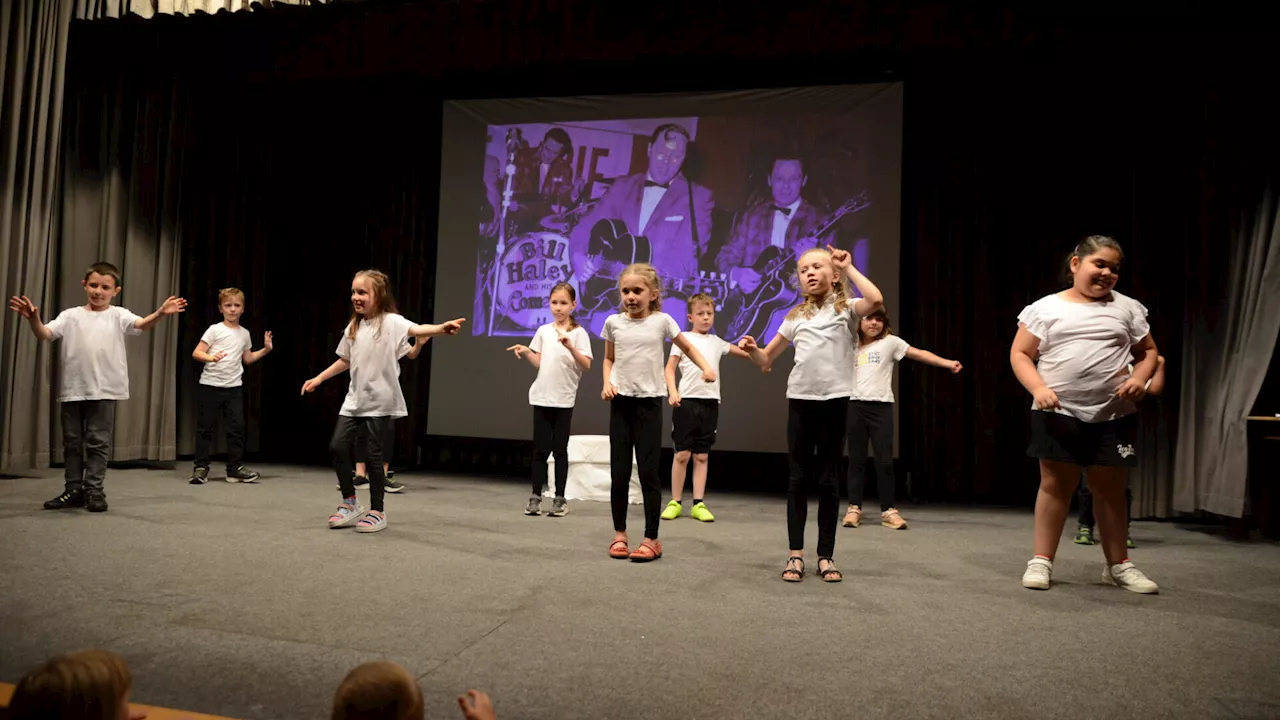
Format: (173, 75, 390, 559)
(1103, 561, 1159, 594)
(1022, 557, 1053, 590)
(328, 503, 366, 529)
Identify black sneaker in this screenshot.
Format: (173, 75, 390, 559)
(226, 466, 260, 483)
(43, 489, 85, 510)
(86, 494, 108, 513)
(190, 467, 209, 485)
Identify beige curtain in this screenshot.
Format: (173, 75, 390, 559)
(1, 0, 73, 471)
(74, 0, 307, 21)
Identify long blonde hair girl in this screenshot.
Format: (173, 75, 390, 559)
(616, 263, 663, 312)
(784, 248, 852, 321)
(347, 269, 399, 340)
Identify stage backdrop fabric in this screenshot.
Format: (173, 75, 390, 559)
(430, 84, 903, 453)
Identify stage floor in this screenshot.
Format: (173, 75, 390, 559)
(3, 465, 1279, 720)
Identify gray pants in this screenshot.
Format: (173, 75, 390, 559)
(62, 400, 116, 495)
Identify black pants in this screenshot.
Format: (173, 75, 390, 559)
(330, 416, 392, 512)
(355, 419, 395, 469)
(532, 406, 573, 497)
(195, 385, 246, 472)
(787, 398, 847, 558)
(61, 400, 115, 496)
(1078, 480, 1133, 528)
(610, 396, 663, 540)
(846, 400, 896, 511)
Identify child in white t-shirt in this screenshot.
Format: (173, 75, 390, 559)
(507, 282, 593, 518)
(843, 308, 961, 531)
(302, 269, 464, 534)
(1011, 235, 1161, 594)
(189, 287, 273, 485)
(602, 264, 716, 562)
(660, 293, 753, 523)
(348, 335, 424, 494)
(739, 246, 883, 583)
(9, 261, 186, 512)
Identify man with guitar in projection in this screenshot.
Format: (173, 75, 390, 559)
(716, 156, 868, 341)
(569, 124, 715, 336)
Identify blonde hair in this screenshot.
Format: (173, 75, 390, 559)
(616, 263, 662, 312)
(785, 248, 852, 321)
(331, 661, 424, 720)
(686, 293, 715, 312)
(9, 649, 132, 720)
(549, 281, 580, 329)
(218, 287, 245, 306)
(347, 269, 399, 340)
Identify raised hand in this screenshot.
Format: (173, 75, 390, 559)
(737, 335, 759, 352)
(8, 295, 39, 319)
(264, 331, 274, 351)
(439, 318, 466, 335)
(506, 344, 530, 359)
(556, 328, 572, 346)
(1032, 386, 1061, 411)
(601, 381, 617, 401)
(457, 690, 496, 720)
(827, 245, 852, 270)
(301, 377, 322, 396)
(159, 296, 188, 315)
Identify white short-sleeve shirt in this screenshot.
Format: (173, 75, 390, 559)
(777, 299, 857, 401)
(851, 335, 910, 403)
(45, 305, 143, 402)
(198, 323, 253, 388)
(335, 313, 416, 417)
(528, 323, 594, 408)
(1017, 290, 1150, 422)
(602, 312, 681, 398)
(670, 331, 732, 401)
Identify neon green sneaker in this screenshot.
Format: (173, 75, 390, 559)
(1126, 535, 1136, 549)
(1073, 525, 1096, 545)
(661, 500, 683, 520)
(690, 502, 715, 522)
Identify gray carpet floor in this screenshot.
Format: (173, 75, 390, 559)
(2, 465, 1279, 720)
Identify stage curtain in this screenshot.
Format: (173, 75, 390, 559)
(73, 0, 306, 21)
(1175, 186, 1280, 518)
(0, 0, 73, 471)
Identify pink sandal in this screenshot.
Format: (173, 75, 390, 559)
(609, 539, 630, 559)
(629, 540, 663, 563)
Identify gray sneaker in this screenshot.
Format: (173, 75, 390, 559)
(524, 496, 542, 516)
(547, 497, 569, 517)
(189, 466, 209, 485)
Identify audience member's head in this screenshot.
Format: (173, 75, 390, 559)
(332, 661, 425, 720)
(9, 649, 133, 720)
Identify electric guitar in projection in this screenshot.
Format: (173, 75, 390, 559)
(579, 218, 729, 317)
(722, 193, 870, 341)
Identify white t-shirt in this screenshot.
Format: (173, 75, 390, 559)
(45, 305, 143, 402)
(198, 323, 253, 388)
(602, 312, 681, 398)
(1017, 291, 1150, 422)
(851, 335, 910, 403)
(777, 299, 857, 401)
(335, 313, 416, 417)
(671, 331, 732, 401)
(527, 323, 593, 408)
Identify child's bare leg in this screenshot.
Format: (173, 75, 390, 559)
(692, 453, 709, 499)
(670, 450, 690, 502)
(1034, 459, 1081, 559)
(1086, 466, 1130, 566)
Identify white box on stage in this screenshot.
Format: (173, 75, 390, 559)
(545, 435, 642, 504)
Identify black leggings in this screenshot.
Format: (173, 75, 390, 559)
(330, 416, 392, 512)
(532, 406, 573, 497)
(787, 398, 847, 559)
(846, 400, 896, 511)
(355, 419, 395, 469)
(610, 396, 663, 540)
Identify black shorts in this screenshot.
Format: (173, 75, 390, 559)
(1027, 411, 1138, 468)
(671, 398, 719, 454)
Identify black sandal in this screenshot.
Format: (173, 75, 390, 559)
(817, 557, 843, 583)
(781, 557, 805, 582)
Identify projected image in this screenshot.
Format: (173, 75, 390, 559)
(475, 115, 873, 339)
